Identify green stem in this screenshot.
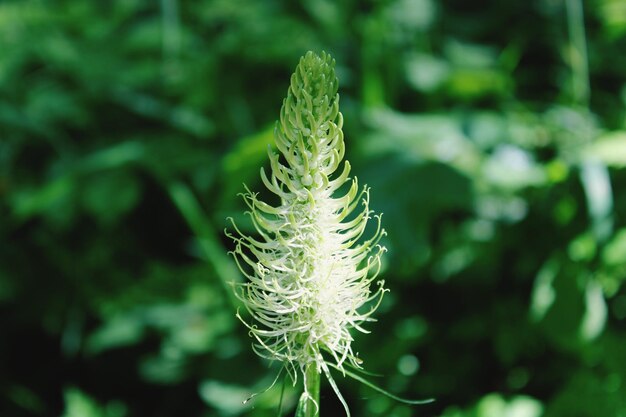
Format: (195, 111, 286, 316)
(304, 363, 320, 417)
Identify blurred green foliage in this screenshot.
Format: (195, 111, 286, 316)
(1, 0, 626, 416)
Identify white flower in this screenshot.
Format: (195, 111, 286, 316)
(226, 51, 387, 409)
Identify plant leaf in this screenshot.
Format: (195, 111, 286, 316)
(294, 392, 307, 417)
(276, 373, 286, 417)
(328, 363, 435, 405)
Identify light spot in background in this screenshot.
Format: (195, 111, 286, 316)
(385, 0, 436, 32)
(580, 159, 614, 242)
(397, 354, 420, 376)
(603, 228, 626, 265)
(394, 316, 428, 341)
(530, 259, 558, 321)
(586, 131, 626, 168)
(367, 396, 391, 414)
(198, 380, 249, 414)
(476, 393, 543, 417)
(61, 387, 127, 417)
(465, 219, 495, 242)
(567, 232, 596, 262)
(554, 195, 577, 225)
(432, 246, 476, 282)
(483, 144, 546, 190)
(477, 195, 528, 223)
(580, 279, 607, 341)
(507, 368, 530, 390)
(405, 53, 451, 92)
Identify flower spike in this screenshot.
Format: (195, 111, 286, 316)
(227, 51, 387, 415)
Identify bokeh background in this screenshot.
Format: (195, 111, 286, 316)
(2, 0, 626, 416)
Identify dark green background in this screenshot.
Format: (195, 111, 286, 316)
(1, 0, 625, 416)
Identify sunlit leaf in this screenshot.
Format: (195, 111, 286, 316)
(580, 279, 607, 341)
(580, 159, 614, 242)
(603, 228, 626, 265)
(585, 131, 626, 167)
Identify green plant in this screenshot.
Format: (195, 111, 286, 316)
(226, 51, 387, 416)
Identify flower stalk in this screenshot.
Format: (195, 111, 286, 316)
(304, 363, 320, 417)
(227, 51, 387, 416)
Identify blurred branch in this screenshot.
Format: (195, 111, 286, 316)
(111, 88, 214, 138)
(161, 0, 181, 60)
(565, 0, 614, 243)
(166, 180, 242, 310)
(566, 0, 590, 108)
